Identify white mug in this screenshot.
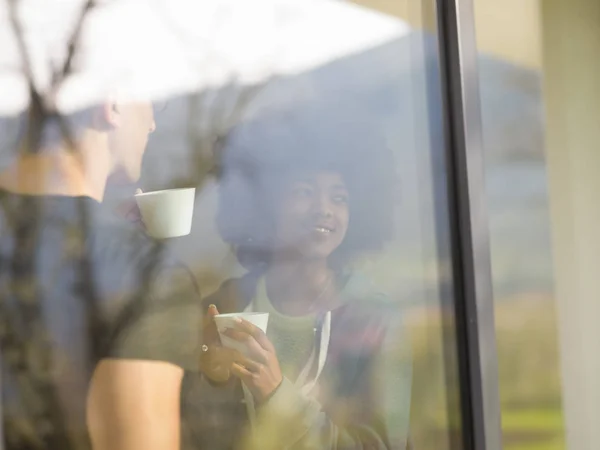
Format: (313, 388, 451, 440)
(214, 312, 269, 356)
(135, 188, 195, 239)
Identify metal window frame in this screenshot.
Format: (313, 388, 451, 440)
(435, 1, 503, 449)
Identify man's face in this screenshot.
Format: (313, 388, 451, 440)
(107, 102, 155, 182)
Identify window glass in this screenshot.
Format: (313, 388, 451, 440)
(474, 1, 567, 449)
(1, 1, 465, 449)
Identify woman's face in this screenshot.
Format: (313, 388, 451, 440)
(272, 170, 350, 261)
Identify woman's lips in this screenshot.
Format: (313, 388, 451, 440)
(312, 225, 334, 234)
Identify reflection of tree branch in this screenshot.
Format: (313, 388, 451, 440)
(3, 0, 271, 447)
(60, 0, 95, 78)
(49, 0, 97, 102)
(143, 0, 276, 191)
(0, 197, 72, 449)
(8, 0, 46, 153)
(180, 78, 268, 190)
(8, 0, 97, 153)
(3, 1, 101, 448)
(7, 0, 36, 87)
(4, 0, 184, 445)
(210, 79, 266, 161)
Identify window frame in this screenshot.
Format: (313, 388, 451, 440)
(435, 0, 503, 449)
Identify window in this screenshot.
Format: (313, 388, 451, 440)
(0, 1, 472, 449)
(475, 0, 600, 449)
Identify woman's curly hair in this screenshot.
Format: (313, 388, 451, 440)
(215, 109, 399, 270)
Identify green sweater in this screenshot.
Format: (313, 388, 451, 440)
(250, 274, 411, 449)
(253, 278, 316, 382)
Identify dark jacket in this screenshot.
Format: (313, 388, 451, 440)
(181, 271, 412, 450)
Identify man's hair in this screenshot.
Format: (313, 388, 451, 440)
(216, 109, 399, 271)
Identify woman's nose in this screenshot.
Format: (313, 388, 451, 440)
(149, 120, 156, 134)
(313, 194, 333, 218)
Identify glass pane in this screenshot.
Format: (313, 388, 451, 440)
(1, 1, 463, 449)
(471, 0, 584, 449)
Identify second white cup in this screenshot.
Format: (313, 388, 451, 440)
(214, 312, 269, 356)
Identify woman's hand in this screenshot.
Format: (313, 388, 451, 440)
(224, 319, 283, 404)
(199, 304, 240, 384)
(200, 305, 243, 384)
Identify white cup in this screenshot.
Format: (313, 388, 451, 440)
(135, 188, 196, 239)
(214, 312, 269, 356)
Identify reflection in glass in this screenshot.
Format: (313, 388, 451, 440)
(2, 1, 464, 449)
(180, 116, 411, 449)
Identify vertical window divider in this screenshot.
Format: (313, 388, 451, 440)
(434, 1, 503, 449)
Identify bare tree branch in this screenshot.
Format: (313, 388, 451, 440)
(3, 1, 273, 447)
(59, 0, 96, 79)
(7, 0, 46, 154)
(8, 0, 98, 154)
(181, 77, 269, 192)
(2, 1, 100, 448)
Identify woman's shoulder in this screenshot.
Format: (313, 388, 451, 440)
(339, 271, 397, 310)
(334, 273, 412, 355)
(334, 273, 398, 326)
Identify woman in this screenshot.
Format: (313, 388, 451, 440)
(181, 120, 412, 449)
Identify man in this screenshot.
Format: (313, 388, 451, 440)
(0, 100, 201, 449)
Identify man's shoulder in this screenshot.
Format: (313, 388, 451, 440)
(14, 192, 193, 300)
(89, 210, 201, 366)
(91, 216, 162, 268)
(89, 215, 199, 305)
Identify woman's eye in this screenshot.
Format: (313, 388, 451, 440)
(332, 194, 349, 204)
(294, 186, 313, 197)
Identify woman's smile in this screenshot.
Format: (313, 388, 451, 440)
(313, 225, 334, 234)
(273, 170, 350, 260)
(309, 221, 336, 234)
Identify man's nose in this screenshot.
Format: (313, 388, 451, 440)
(149, 120, 156, 134)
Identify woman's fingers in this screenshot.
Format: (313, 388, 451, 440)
(199, 345, 231, 382)
(202, 304, 221, 343)
(204, 345, 253, 368)
(203, 304, 219, 325)
(230, 351, 263, 384)
(202, 304, 219, 329)
(200, 344, 247, 383)
(222, 328, 268, 363)
(230, 351, 262, 373)
(231, 362, 254, 381)
(200, 305, 229, 381)
(230, 351, 283, 404)
(232, 319, 274, 353)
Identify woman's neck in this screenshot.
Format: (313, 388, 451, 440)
(264, 258, 336, 316)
